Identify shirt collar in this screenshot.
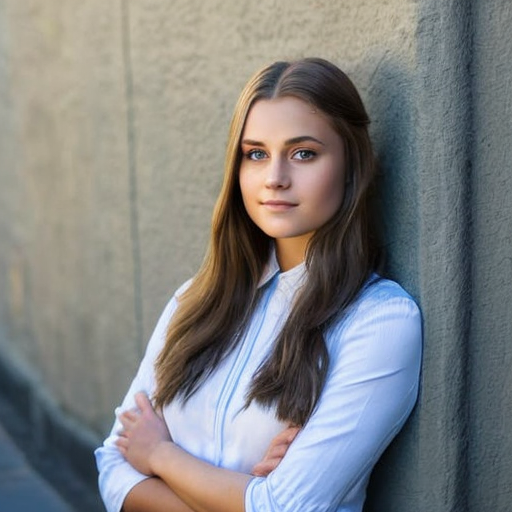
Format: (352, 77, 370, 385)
(257, 247, 307, 289)
(257, 249, 280, 288)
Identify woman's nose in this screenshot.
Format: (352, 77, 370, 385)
(264, 158, 291, 189)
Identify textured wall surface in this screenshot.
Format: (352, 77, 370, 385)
(1, 0, 511, 511)
(367, 2, 512, 511)
(468, 0, 512, 509)
(0, 1, 140, 431)
(0, 0, 418, 433)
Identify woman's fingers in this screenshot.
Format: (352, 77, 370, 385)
(121, 410, 139, 423)
(134, 392, 153, 413)
(116, 435, 128, 449)
(283, 425, 301, 443)
(265, 443, 288, 459)
(116, 393, 153, 430)
(251, 446, 287, 476)
(251, 425, 301, 476)
(252, 459, 279, 477)
(269, 426, 301, 447)
(266, 426, 301, 453)
(116, 403, 142, 439)
(115, 431, 131, 457)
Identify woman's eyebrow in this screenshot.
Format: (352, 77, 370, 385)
(285, 136, 325, 146)
(241, 136, 325, 146)
(241, 138, 265, 147)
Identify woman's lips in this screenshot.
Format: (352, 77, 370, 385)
(261, 200, 298, 211)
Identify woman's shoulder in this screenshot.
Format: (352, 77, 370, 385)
(142, 277, 195, 359)
(325, 274, 423, 363)
(174, 277, 195, 298)
(357, 274, 420, 313)
(153, 277, 195, 331)
(328, 274, 422, 339)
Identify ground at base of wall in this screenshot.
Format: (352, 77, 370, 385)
(0, 392, 105, 512)
(0, 347, 105, 512)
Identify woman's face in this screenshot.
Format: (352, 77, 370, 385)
(239, 96, 345, 259)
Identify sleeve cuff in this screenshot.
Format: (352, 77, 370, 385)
(95, 446, 150, 512)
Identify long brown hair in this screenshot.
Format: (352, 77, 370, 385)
(154, 58, 383, 425)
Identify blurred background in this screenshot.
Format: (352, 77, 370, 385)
(0, 1, 511, 511)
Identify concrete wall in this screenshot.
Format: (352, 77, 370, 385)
(0, 0, 511, 510)
(468, 0, 512, 509)
(0, 0, 418, 432)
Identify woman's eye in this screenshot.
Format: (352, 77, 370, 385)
(246, 149, 267, 161)
(293, 149, 316, 160)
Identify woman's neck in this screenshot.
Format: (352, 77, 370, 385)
(275, 235, 310, 271)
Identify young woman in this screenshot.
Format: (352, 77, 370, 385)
(95, 57, 422, 512)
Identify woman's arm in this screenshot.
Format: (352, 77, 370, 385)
(118, 292, 422, 512)
(117, 393, 299, 512)
(117, 392, 249, 512)
(149, 442, 249, 512)
(122, 478, 194, 512)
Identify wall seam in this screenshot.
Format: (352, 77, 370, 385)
(457, 0, 474, 504)
(120, 0, 144, 355)
(464, 0, 477, 509)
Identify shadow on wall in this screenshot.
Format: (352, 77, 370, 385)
(366, 54, 419, 297)
(361, 55, 421, 511)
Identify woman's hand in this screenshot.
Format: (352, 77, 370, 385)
(116, 393, 299, 478)
(251, 425, 301, 477)
(116, 392, 172, 476)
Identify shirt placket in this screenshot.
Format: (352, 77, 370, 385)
(212, 276, 278, 465)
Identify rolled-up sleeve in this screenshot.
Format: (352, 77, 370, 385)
(245, 290, 422, 512)
(94, 292, 182, 512)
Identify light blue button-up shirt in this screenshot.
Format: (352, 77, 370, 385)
(95, 253, 422, 512)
